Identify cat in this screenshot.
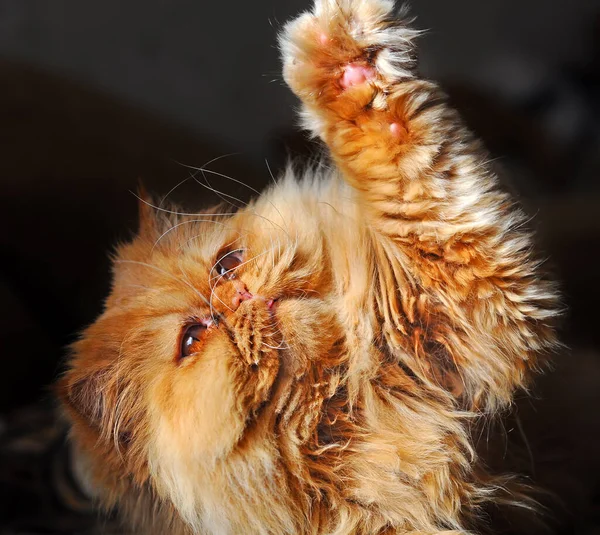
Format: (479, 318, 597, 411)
(57, 0, 560, 533)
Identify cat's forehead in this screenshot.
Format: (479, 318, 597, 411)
(108, 211, 267, 303)
(151, 206, 288, 254)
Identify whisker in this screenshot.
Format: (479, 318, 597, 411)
(192, 170, 248, 209)
(161, 152, 243, 208)
(201, 153, 243, 166)
(132, 190, 291, 245)
(180, 164, 263, 198)
(159, 176, 193, 208)
(208, 248, 274, 284)
(264, 158, 290, 231)
(176, 256, 220, 322)
(114, 259, 211, 309)
(262, 341, 290, 351)
(208, 270, 234, 314)
(130, 191, 238, 218)
(151, 218, 230, 253)
(179, 226, 255, 252)
(183, 163, 292, 240)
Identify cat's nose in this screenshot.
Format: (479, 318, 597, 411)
(231, 281, 253, 310)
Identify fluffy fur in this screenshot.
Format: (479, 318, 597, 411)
(57, 1, 560, 533)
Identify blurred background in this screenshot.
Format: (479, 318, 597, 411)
(0, 0, 598, 533)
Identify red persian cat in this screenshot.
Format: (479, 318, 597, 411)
(58, 0, 560, 533)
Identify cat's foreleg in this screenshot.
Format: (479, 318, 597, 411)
(280, 0, 559, 410)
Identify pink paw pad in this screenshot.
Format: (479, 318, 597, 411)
(340, 63, 376, 89)
(390, 122, 407, 139)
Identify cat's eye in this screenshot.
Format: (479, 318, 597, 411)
(180, 323, 208, 359)
(216, 250, 244, 279)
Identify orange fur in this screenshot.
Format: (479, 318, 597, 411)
(57, 1, 560, 533)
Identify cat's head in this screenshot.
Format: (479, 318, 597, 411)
(57, 182, 350, 522)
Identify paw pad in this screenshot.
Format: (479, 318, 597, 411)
(319, 32, 330, 46)
(390, 122, 408, 139)
(340, 63, 376, 89)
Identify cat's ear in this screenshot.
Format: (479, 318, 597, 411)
(58, 326, 143, 449)
(56, 338, 121, 433)
(57, 330, 119, 433)
(58, 366, 112, 429)
(58, 359, 135, 447)
(136, 182, 158, 238)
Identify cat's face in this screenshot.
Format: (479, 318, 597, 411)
(59, 189, 348, 518)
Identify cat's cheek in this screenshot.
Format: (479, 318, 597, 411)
(146, 335, 270, 519)
(149, 336, 248, 464)
(275, 299, 344, 373)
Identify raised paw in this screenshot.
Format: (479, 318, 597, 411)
(279, 0, 419, 123)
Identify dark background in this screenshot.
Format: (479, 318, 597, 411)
(0, 0, 599, 533)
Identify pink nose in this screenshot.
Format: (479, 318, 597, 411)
(231, 283, 253, 310)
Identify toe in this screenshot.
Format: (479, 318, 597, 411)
(340, 63, 376, 89)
